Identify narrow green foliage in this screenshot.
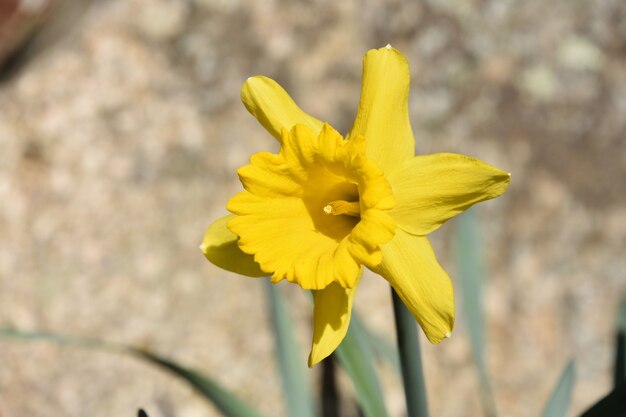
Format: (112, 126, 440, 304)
(265, 282, 315, 417)
(138, 410, 149, 417)
(0, 327, 118, 351)
(0, 328, 267, 417)
(541, 361, 575, 417)
(391, 289, 429, 417)
(352, 312, 401, 374)
(130, 349, 267, 417)
(455, 209, 497, 417)
(456, 210, 487, 366)
(335, 315, 389, 417)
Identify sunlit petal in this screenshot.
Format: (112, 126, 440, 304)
(241, 76, 324, 142)
(309, 277, 360, 367)
(389, 153, 511, 235)
(347, 46, 414, 174)
(374, 230, 454, 343)
(200, 215, 266, 277)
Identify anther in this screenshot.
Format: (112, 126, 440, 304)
(323, 200, 360, 217)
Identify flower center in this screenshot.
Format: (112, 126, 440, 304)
(301, 176, 359, 242)
(227, 123, 396, 290)
(323, 200, 361, 217)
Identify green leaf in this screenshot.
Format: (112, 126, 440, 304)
(335, 316, 389, 417)
(455, 209, 497, 417)
(352, 312, 401, 374)
(0, 327, 267, 417)
(391, 289, 429, 417)
(0, 327, 117, 351)
(541, 360, 576, 417)
(265, 282, 315, 417)
(456, 210, 486, 365)
(130, 349, 267, 417)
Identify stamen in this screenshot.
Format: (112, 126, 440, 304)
(323, 200, 360, 217)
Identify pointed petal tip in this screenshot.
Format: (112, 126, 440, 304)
(499, 169, 512, 187)
(308, 348, 329, 368)
(369, 44, 406, 58)
(425, 327, 453, 344)
(240, 76, 272, 99)
(240, 75, 324, 140)
(244, 75, 263, 83)
(498, 169, 512, 184)
(241, 75, 260, 90)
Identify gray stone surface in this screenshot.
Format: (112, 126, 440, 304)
(0, 0, 625, 416)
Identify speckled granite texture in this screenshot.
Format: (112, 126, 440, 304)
(0, 1, 625, 416)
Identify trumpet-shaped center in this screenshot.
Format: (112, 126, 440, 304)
(323, 200, 361, 217)
(227, 123, 396, 290)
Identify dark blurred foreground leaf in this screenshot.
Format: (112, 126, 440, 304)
(540, 360, 575, 417)
(0, 0, 95, 83)
(455, 210, 497, 417)
(578, 384, 626, 417)
(615, 298, 626, 388)
(0, 327, 267, 417)
(265, 282, 315, 417)
(138, 409, 149, 417)
(578, 298, 626, 417)
(335, 316, 389, 417)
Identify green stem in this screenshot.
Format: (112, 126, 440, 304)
(321, 354, 341, 417)
(391, 288, 429, 417)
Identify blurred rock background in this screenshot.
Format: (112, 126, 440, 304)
(0, 0, 625, 416)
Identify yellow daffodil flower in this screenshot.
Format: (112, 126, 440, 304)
(201, 46, 510, 367)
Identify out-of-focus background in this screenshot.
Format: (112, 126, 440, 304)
(0, 0, 625, 416)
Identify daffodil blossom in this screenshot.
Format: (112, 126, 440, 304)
(201, 46, 510, 367)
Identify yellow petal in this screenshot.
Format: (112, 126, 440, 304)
(374, 230, 454, 343)
(389, 153, 510, 236)
(347, 46, 414, 174)
(227, 194, 360, 289)
(200, 214, 266, 277)
(237, 151, 302, 197)
(241, 76, 324, 142)
(308, 277, 360, 367)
